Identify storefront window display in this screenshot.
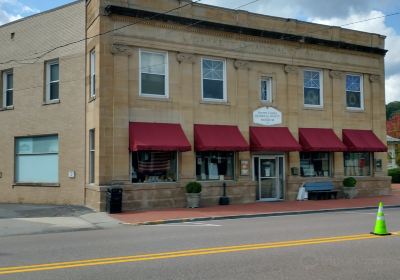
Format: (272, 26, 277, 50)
(196, 152, 234, 181)
(300, 152, 331, 177)
(131, 151, 177, 183)
(344, 152, 371, 176)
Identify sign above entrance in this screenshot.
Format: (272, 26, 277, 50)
(253, 107, 282, 126)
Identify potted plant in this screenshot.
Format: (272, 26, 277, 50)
(186, 181, 202, 208)
(342, 177, 357, 199)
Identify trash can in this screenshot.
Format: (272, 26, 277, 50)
(106, 187, 123, 214)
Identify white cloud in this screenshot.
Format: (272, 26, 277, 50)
(0, 0, 38, 25)
(386, 74, 400, 103)
(309, 10, 400, 103)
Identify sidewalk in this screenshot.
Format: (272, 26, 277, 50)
(0, 204, 120, 237)
(112, 184, 400, 225)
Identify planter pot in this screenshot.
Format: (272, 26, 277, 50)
(343, 187, 358, 199)
(186, 193, 201, 208)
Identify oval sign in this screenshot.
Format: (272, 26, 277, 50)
(253, 107, 282, 126)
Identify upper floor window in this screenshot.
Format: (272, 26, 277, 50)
(90, 50, 96, 98)
(304, 70, 323, 107)
(346, 74, 363, 109)
(260, 76, 272, 102)
(139, 50, 168, 97)
(2, 70, 13, 107)
(46, 60, 59, 102)
(202, 58, 226, 101)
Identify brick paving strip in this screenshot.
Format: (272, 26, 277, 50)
(112, 185, 400, 225)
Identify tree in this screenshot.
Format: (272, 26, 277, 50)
(386, 101, 400, 120)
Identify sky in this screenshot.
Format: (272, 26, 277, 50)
(0, 0, 399, 103)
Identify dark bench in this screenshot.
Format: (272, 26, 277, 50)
(303, 181, 338, 200)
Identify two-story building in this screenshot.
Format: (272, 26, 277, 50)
(0, 1, 86, 205)
(84, 0, 390, 211)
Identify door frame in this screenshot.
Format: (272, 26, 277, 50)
(252, 154, 285, 201)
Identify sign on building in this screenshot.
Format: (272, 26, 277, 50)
(253, 107, 282, 126)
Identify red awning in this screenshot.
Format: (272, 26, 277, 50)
(342, 129, 387, 152)
(194, 124, 248, 151)
(129, 122, 191, 152)
(299, 128, 346, 152)
(250, 127, 301, 151)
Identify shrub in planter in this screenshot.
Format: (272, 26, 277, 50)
(186, 182, 202, 208)
(186, 182, 202, 193)
(388, 168, 400, 183)
(342, 177, 357, 199)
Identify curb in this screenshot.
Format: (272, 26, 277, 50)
(124, 204, 400, 226)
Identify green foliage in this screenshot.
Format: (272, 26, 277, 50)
(343, 177, 357, 187)
(386, 101, 400, 120)
(185, 182, 202, 193)
(388, 168, 400, 183)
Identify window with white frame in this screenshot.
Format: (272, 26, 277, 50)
(202, 58, 226, 101)
(90, 50, 96, 98)
(304, 70, 323, 107)
(260, 76, 272, 102)
(2, 70, 13, 107)
(46, 60, 59, 101)
(140, 50, 168, 97)
(89, 129, 95, 184)
(346, 74, 363, 109)
(15, 135, 59, 183)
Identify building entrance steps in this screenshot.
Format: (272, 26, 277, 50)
(111, 185, 400, 225)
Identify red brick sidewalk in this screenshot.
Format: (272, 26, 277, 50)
(112, 184, 400, 225)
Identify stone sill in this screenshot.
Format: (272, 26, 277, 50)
(0, 105, 14, 111)
(43, 99, 60, 106)
(13, 183, 60, 188)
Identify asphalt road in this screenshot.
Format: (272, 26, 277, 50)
(1, 208, 400, 280)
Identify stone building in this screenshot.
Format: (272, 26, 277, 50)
(0, 0, 390, 211)
(0, 1, 86, 205)
(84, 0, 390, 211)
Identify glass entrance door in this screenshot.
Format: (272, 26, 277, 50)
(257, 156, 284, 201)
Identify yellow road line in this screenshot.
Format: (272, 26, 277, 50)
(0, 232, 396, 275)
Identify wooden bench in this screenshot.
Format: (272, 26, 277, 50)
(303, 181, 338, 200)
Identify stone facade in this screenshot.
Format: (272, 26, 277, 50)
(0, 0, 390, 211)
(83, 0, 390, 211)
(0, 1, 86, 205)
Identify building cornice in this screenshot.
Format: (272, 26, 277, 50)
(104, 5, 387, 56)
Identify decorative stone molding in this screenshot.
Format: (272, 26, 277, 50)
(329, 70, 344, 79)
(111, 44, 134, 55)
(369, 74, 381, 83)
(176, 52, 196, 64)
(284, 65, 298, 73)
(234, 60, 251, 70)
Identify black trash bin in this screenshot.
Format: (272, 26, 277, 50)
(106, 187, 123, 214)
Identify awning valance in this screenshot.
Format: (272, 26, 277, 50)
(129, 122, 191, 152)
(299, 128, 346, 152)
(250, 127, 301, 151)
(194, 124, 248, 151)
(343, 129, 387, 152)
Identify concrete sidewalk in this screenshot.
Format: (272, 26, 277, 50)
(0, 204, 121, 237)
(112, 185, 400, 225)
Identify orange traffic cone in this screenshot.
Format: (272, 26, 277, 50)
(371, 202, 391, 236)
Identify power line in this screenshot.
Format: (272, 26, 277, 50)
(0, 0, 203, 65)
